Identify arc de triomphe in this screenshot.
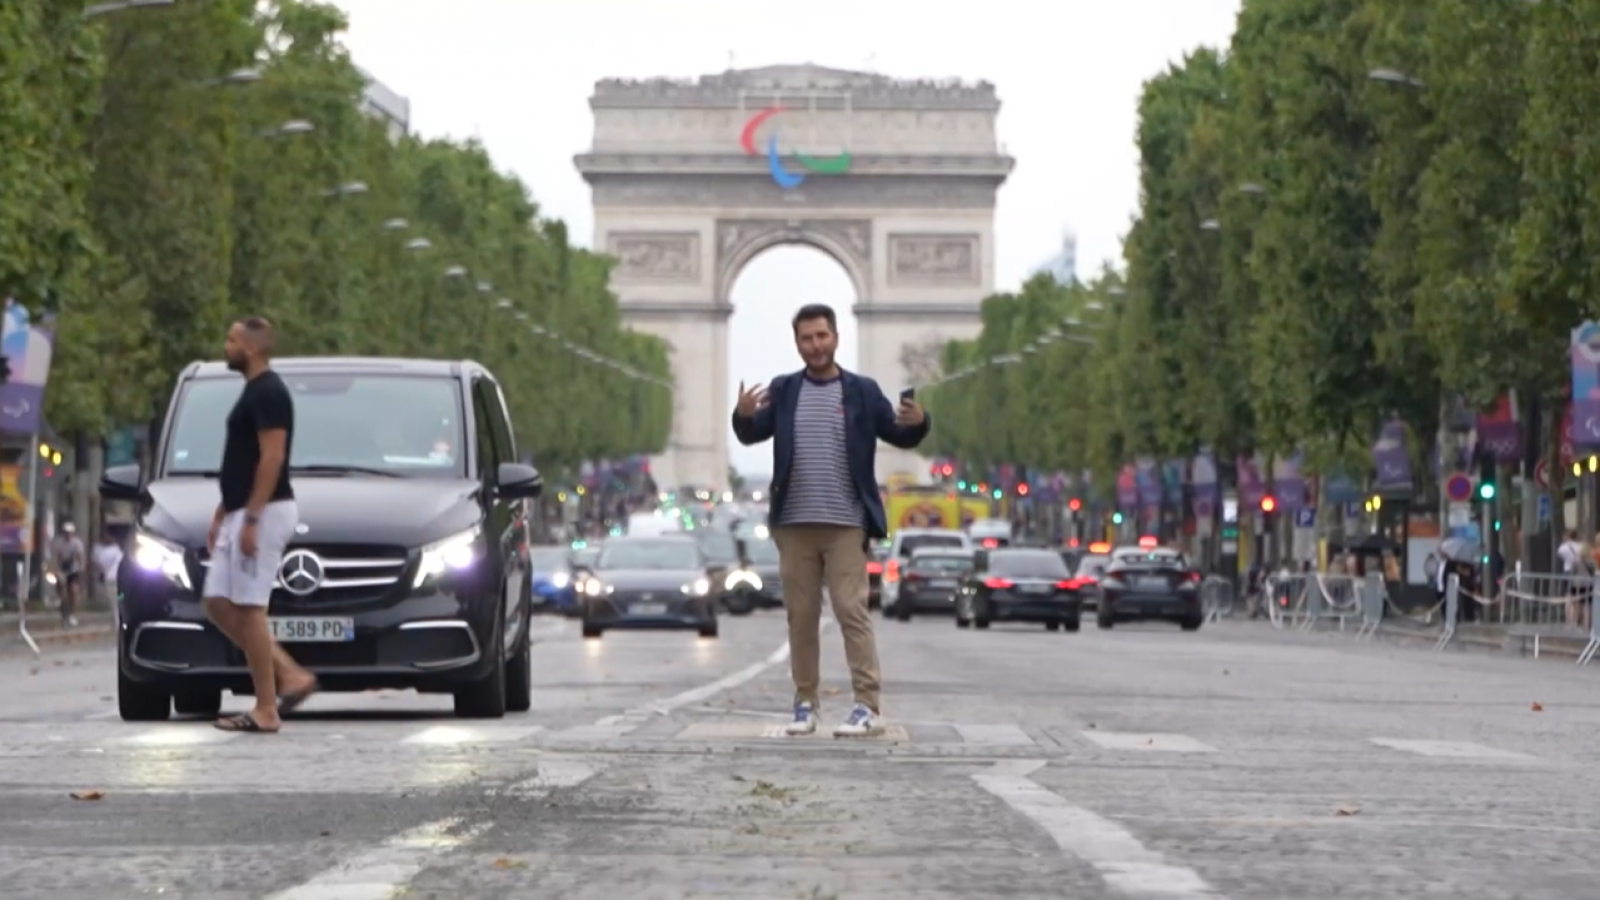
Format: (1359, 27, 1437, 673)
(575, 65, 1014, 491)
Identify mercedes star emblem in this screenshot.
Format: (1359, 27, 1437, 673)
(278, 549, 325, 596)
(641, 592, 655, 601)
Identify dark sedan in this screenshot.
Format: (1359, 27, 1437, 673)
(1095, 557, 1204, 630)
(731, 535, 783, 611)
(575, 537, 719, 639)
(955, 549, 1081, 632)
(887, 548, 974, 621)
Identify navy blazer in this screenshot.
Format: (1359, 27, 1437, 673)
(730, 368, 932, 540)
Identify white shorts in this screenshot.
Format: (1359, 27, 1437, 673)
(202, 501, 298, 607)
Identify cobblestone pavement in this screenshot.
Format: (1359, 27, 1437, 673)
(3, 610, 1598, 899)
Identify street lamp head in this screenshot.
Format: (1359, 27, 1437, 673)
(1238, 182, 1266, 195)
(222, 68, 263, 85)
(514, 311, 529, 321)
(402, 237, 431, 251)
(1084, 301, 1105, 312)
(274, 119, 315, 136)
(475, 281, 492, 294)
(443, 265, 468, 278)
(1199, 219, 1220, 231)
(383, 218, 410, 231)
(496, 298, 513, 309)
(84, 0, 175, 18)
(1368, 67, 1422, 88)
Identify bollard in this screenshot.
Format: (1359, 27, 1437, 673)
(1356, 572, 1384, 640)
(1434, 574, 1459, 652)
(16, 559, 38, 657)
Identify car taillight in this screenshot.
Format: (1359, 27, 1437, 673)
(981, 539, 999, 548)
(866, 561, 882, 575)
(1056, 579, 1078, 589)
(983, 577, 1012, 589)
(885, 560, 900, 583)
(1186, 571, 1202, 583)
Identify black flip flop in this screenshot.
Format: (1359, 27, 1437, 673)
(213, 713, 279, 734)
(277, 681, 319, 717)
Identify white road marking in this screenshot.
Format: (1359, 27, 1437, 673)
(1080, 731, 1217, 753)
(1370, 738, 1535, 760)
(401, 725, 544, 745)
(491, 759, 600, 797)
(262, 816, 491, 900)
(955, 724, 1036, 746)
(973, 761, 1228, 899)
(122, 727, 240, 746)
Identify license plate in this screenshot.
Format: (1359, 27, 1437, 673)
(1136, 577, 1168, 590)
(632, 603, 667, 615)
(1022, 584, 1053, 594)
(270, 617, 354, 642)
(930, 579, 956, 588)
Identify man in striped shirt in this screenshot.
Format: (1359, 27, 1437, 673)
(731, 304, 931, 737)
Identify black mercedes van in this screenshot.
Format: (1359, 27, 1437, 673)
(101, 358, 543, 720)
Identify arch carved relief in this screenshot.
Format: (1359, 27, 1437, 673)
(714, 218, 873, 304)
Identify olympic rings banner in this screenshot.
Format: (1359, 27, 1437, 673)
(738, 106, 852, 189)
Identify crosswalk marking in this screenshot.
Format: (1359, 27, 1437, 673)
(122, 727, 241, 747)
(401, 725, 543, 745)
(1079, 731, 1218, 753)
(1369, 738, 1535, 760)
(954, 724, 1035, 746)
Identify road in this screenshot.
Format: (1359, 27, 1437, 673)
(2, 611, 1598, 899)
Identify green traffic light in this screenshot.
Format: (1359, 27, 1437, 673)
(957, 480, 968, 490)
(991, 488, 1002, 499)
(1112, 512, 1124, 524)
(1478, 483, 1495, 500)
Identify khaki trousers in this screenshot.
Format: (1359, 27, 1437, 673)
(772, 524, 881, 713)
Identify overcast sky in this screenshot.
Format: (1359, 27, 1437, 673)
(329, 0, 1241, 475)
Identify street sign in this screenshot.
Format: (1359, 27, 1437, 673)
(1538, 494, 1551, 523)
(1535, 459, 1549, 489)
(1444, 473, 1473, 503)
(1294, 507, 1315, 528)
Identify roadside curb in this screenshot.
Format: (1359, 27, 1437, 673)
(4, 624, 115, 654)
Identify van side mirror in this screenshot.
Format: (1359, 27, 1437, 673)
(496, 462, 542, 499)
(100, 464, 142, 502)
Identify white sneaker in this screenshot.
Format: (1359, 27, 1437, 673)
(784, 701, 817, 736)
(833, 703, 884, 738)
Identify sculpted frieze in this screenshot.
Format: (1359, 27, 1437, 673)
(888, 234, 981, 284)
(606, 231, 700, 281)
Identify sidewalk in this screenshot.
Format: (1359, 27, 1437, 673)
(0, 610, 116, 652)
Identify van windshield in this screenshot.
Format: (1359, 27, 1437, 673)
(164, 374, 467, 477)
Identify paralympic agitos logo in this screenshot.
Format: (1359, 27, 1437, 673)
(738, 106, 852, 189)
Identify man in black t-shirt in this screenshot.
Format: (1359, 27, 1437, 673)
(202, 317, 314, 734)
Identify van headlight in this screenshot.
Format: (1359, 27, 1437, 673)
(414, 526, 480, 588)
(681, 577, 711, 596)
(550, 571, 570, 588)
(134, 532, 191, 590)
(724, 569, 762, 591)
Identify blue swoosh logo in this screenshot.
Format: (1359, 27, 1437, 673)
(765, 135, 805, 189)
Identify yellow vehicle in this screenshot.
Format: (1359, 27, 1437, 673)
(884, 485, 992, 534)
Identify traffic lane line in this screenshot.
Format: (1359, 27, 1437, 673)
(262, 817, 492, 900)
(972, 760, 1228, 899)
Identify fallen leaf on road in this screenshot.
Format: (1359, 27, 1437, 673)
(1531, 702, 1544, 712)
(1146, 738, 1154, 745)
(491, 858, 526, 869)
(1222, 669, 1230, 675)
(69, 790, 103, 801)
(730, 774, 747, 782)
(1335, 807, 1360, 816)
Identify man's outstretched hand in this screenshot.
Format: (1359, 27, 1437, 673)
(735, 381, 770, 418)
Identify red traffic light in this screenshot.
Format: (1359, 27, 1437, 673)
(1017, 484, 1030, 496)
(1068, 498, 1081, 511)
(941, 464, 954, 477)
(1260, 496, 1276, 513)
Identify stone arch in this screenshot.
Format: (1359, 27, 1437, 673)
(713, 219, 872, 306)
(575, 64, 1014, 491)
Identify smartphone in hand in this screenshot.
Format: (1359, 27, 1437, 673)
(899, 387, 915, 403)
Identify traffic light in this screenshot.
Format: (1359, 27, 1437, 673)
(1260, 496, 1276, 514)
(991, 488, 1002, 500)
(957, 480, 968, 491)
(1477, 480, 1495, 501)
(1478, 454, 1496, 500)
(941, 464, 954, 478)
(1111, 511, 1124, 524)
(1068, 498, 1081, 512)
(38, 442, 61, 466)
(1016, 483, 1029, 497)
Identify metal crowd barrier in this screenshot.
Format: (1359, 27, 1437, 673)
(1258, 572, 1385, 640)
(1200, 575, 1235, 623)
(1478, 570, 1600, 665)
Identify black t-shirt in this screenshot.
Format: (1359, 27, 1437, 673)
(219, 370, 295, 512)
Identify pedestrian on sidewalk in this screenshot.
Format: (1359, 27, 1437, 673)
(49, 523, 85, 628)
(202, 317, 316, 734)
(731, 303, 931, 738)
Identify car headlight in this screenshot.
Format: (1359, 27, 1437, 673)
(134, 532, 192, 590)
(724, 569, 762, 591)
(681, 577, 711, 596)
(582, 577, 611, 597)
(413, 526, 480, 588)
(550, 572, 570, 589)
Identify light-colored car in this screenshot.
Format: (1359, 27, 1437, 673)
(881, 528, 973, 612)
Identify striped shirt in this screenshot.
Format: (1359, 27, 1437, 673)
(778, 375, 864, 528)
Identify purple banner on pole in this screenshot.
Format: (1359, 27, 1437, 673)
(1190, 451, 1218, 517)
(1371, 419, 1411, 489)
(1116, 464, 1137, 509)
(0, 300, 55, 435)
(1236, 455, 1265, 507)
(1160, 458, 1185, 505)
(1271, 453, 1307, 512)
(1475, 394, 1521, 464)
(1572, 323, 1600, 449)
(1134, 457, 1162, 507)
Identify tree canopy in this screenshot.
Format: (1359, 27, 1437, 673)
(2, 0, 669, 475)
(922, 0, 1589, 516)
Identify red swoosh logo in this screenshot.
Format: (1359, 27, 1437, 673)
(739, 106, 783, 155)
